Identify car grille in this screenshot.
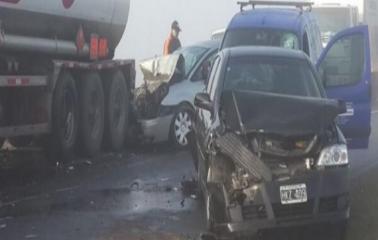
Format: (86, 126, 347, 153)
(319, 196, 338, 213)
(273, 200, 314, 218)
(242, 204, 267, 220)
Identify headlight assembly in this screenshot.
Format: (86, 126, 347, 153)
(317, 144, 348, 167)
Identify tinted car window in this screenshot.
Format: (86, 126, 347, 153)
(222, 29, 299, 50)
(175, 46, 208, 78)
(223, 57, 321, 97)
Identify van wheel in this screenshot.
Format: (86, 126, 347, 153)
(169, 104, 194, 148)
(104, 71, 129, 151)
(50, 72, 79, 160)
(79, 72, 105, 157)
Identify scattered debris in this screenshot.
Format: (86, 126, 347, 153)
(68, 166, 75, 171)
(190, 194, 197, 200)
(180, 199, 185, 208)
(165, 186, 173, 192)
(181, 179, 198, 197)
(85, 160, 92, 165)
(25, 234, 38, 239)
(0, 223, 6, 229)
(130, 181, 141, 191)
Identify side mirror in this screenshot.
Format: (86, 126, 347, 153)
(194, 93, 213, 111)
(338, 100, 347, 114)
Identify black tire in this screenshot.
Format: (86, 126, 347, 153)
(78, 72, 105, 157)
(169, 104, 195, 148)
(103, 71, 129, 151)
(8, 137, 33, 148)
(50, 72, 79, 160)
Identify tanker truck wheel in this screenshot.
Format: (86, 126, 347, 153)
(79, 72, 105, 157)
(104, 71, 129, 151)
(50, 72, 79, 160)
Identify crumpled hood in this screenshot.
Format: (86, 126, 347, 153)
(139, 54, 184, 84)
(221, 90, 341, 137)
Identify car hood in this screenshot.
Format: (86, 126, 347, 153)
(221, 90, 340, 137)
(139, 54, 185, 84)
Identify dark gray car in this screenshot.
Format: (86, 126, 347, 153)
(192, 46, 350, 238)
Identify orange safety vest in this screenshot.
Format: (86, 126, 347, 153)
(163, 34, 181, 56)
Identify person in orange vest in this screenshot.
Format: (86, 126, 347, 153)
(163, 21, 182, 56)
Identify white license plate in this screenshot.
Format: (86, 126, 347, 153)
(280, 184, 308, 205)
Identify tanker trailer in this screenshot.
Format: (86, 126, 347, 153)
(0, 0, 135, 160)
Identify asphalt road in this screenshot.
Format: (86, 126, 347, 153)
(0, 114, 378, 240)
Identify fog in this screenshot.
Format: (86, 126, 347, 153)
(115, 0, 237, 61)
(114, 0, 362, 83)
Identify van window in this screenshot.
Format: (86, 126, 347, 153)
(319, 34, 364, 87)
(222, 29, 299, 50)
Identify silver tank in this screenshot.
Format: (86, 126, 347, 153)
(0, 0, 130, 58)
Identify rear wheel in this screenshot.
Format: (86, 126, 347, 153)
(103, 71, 129, 151)
(79, 72, 105, 157)
(50, 72, 79, 160)
(169, 104, 195, 148)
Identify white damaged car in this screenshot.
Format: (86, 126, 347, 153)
(135, 40, 219, 147)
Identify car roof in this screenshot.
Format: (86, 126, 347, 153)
(228, 8, 311, 33)
(223, 46, 309, 61)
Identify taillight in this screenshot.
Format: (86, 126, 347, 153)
(90, 34, 99, 61)
(99, 38, 109, 58)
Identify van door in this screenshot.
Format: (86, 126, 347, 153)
(317, 25, 371, 149)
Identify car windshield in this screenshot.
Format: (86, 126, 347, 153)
(222, 29, 299, 50)
(223, 56, 321, 97)
(175, 46, 208, 78)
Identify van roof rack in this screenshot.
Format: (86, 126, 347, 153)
(237, 1, 314, 12)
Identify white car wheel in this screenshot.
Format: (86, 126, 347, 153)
(171, 108, 193, 147)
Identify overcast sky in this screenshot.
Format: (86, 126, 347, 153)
(114, 0, 362, 83)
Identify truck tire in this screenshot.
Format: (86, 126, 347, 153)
(51, 72, 79, 160)
(79, 72, 105, 157)
(103, 71, 129, 151)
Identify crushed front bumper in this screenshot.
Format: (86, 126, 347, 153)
(214, 166, 350, 237)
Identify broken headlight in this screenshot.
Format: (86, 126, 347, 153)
(317, 144, 348, 167)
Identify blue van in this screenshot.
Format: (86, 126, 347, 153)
(221, 1, 372, 149)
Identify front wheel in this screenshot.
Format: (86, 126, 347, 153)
(169, 105, 194, 148)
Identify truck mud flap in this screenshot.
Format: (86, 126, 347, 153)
(215, 133, 272, 182)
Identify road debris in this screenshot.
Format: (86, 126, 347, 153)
(0, 223, 6, 229)
(25, 234, 38, 239)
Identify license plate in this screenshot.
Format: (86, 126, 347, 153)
(280, 184, 307, 205)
